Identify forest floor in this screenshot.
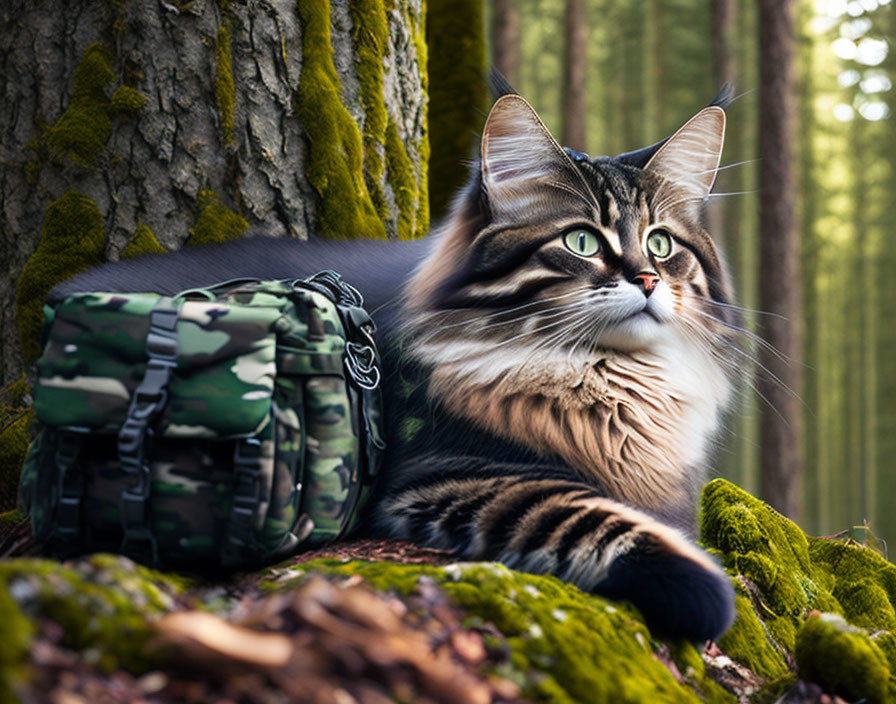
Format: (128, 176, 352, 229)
(1, 480, 892, 704)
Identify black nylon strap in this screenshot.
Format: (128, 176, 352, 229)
(221, 437, 264, 565)
(54, 432, 83, 542)
(118, 297, 180, 563)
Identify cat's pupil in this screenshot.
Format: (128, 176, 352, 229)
(647, 230, 672, 258)
(563, 229, 601, 257)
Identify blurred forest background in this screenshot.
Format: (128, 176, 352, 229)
(476, 0, 895, 548)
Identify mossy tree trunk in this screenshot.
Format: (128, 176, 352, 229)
(0, 0, 428, 387)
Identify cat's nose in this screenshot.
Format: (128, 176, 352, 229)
(631, 271, 660, 297)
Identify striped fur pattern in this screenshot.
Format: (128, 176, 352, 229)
(378, 459, 733, 640)
(376, 95, 738, 641)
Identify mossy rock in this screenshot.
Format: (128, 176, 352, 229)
(0, 573, 34, 702)
(5, 481, 896, 702)
(261, 559, 733, 703)
(701, 479, 896, 699)
(0, 554, 189, 679)
(794, 613, 890, 704)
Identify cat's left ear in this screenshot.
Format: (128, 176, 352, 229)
(644, 106, 725, 204)
(480, 94, 581, 219)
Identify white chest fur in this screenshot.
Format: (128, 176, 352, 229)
(411, 328, 733, 511)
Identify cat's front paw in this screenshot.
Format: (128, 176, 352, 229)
(596, 533, 735, 642)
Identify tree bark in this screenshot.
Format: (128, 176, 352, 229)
(757, 0, 802, 518)
(492, 0, 521, 89)
(561, 0, 587, 151)
(0, 0, 429, 386)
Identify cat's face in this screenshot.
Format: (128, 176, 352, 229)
(408, 95, 734, 359)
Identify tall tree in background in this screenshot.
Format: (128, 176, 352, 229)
(561, 0, 588, 150)
(874, 0, 896, 545)
(757, 0, 802, 518)
(492, 0, 521, 88)
(427, 0, 487, 219)
(707, 0, 736, 251)
(797, 4, 822, 534)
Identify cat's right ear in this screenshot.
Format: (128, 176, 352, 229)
(643, 106, 726, 206)
(480, 95, 576, 219)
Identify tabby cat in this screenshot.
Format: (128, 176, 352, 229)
(53, 91, 738, 642)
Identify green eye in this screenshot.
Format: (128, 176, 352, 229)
(563, 229, 602, 257)
(646, 229, 673, 258)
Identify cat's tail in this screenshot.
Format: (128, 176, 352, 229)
(376, 460, 735, 642)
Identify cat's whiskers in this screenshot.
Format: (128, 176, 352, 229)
(687, 305, 793, 365)
(676, 312, 806, 414)
(690, 294, 788, 321)
(675, 318, 789, 427)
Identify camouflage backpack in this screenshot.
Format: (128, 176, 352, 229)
(18, 272, 385, 569)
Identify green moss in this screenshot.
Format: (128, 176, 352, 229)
(45, 43, 116, 167)
(702, 479, 896, 693)
(668, 643, 735, 704)
(215, 25, 235, 147)
(187, 190, 248, 246)
(406, 2, 430, 237)
(0, 582, 34, 701)
(872, 630, 896, 672)
(386, 119, 426, 240)
(0, 378, 32, 510)
(794, 613, 890, 704)
(15, 191, 106, 363)
(701, 480, 838, 650)
(348, 0, 388, 220)
(426, 0, 486, 219)
(717, 594, 788, 679)
(0, 510, 25, 535)
(121, 223, 167, 258)
(0, 555, 187, 673)
(809, 535, 896, 625)
(263, 559, 730, 703)
(110, 85, 147, 114)
(295, 0, 386, 239)
(0, 411, 31, 513)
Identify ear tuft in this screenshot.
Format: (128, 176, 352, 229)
(644, 106, 726, 207)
